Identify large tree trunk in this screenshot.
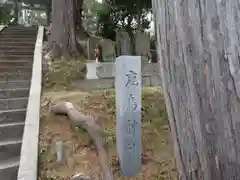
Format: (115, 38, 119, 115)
(152, 0, 240, 179)
(76, 0, 84, 31)
(49, 0, 79, 59)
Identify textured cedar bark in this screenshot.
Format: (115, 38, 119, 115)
(152, 0, 240, 179)
(76, 0, 84, 31)
(50, 0, 79, 58)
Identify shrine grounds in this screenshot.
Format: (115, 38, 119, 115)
(39, 87, 177, 180)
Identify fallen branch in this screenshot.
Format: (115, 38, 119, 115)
(51, 102, 114, 180)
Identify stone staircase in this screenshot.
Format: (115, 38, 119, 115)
(0, 26, 38, 180)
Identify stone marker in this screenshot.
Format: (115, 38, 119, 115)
(116, 29, 132, 56)
(100, 39, 116, 62)
(115, 56, 142, 176)
(135, 30, 150, 57)
(55, 141, 64, 162)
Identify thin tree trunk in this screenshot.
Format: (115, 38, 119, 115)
(152, 0, 240, 179)
(49, 0, 79, 59)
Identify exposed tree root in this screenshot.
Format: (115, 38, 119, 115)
(51, 102, 114, 180)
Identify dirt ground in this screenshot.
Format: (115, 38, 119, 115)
(38, 87, 177, 180)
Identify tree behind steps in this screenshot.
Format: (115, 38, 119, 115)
(152, 0, 240, 179)
(49, 0, 81, 59)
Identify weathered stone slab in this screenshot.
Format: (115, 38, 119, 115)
(135, 30, 150, 56)
(100, 39, 116, 62)
(116, 29, 131, 56)
(115, 56, 141, 176)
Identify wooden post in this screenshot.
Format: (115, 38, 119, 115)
(152, 0, 240, 179)
(115, 56, 142, 176)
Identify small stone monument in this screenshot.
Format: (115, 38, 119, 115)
(135, 30, 150, 57)
(116, 29, 132, 56)
(100, 39, 116, 62)
(115, 56, 142, 176)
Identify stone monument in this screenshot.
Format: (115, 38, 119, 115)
(115, 56, 142, 176)
(116, 29, 132, 56)
(135, 30, 150, 57)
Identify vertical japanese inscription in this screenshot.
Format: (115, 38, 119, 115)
(125, 70, 139, 87)
(125, 70, 139, 151)
(125, 70, 139, 112)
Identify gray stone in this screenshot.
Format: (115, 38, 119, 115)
(0, 72, 32, 81)
(55, 141, 64, 162)
(0, 140, 22, 162)
(0, 25, 5, 32)
(142, 76, 151, 86)
(0, 109, 26, 124)
(135, 30, 150, 57)
(0, 97, 29, 110)
(0, 122, 25, 141)
(150, 75, 161, 86)
(96, 63, 115, 78)
(0, 81, 30, 89)
(100, 39, 116, 62)
(116, 29, 131, 56)
(115, 56, 141, 176)
(0, 88, 29, 99)
(0, 160, 19, 180)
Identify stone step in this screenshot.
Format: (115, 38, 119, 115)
(0, 97, 29, 110)
(0, 72, 32, 81)
(0, 30, 37, 35)
(0, 109, 26, 124)
(5, 26, 37, 31)
(0, 34, 36, 38)
(0, 38, 36, 43)
(0, 60, 32, 66)
(0, 139, 22, 161)
(0, 158, 19, 180)
(0, 88, 29, 99)
(0, 46, 35, 51)
(0, 41, 35, 47)
(0, 58, 33, 62)
(0, 81, 30, 89)
(0, 50, 34, 56)
(0, 122, 25, 141)
(0, 66, 32, 73)
(0, 55, 33, 60)
(0, 36, 35, 40)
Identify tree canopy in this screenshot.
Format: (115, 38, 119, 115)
(97, 0, 152, 41)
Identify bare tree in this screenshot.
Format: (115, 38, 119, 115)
(152, 0, 240, 179)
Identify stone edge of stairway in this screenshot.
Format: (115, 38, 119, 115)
(17, 26, 44, 180)
(0, 25, 5, 32)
